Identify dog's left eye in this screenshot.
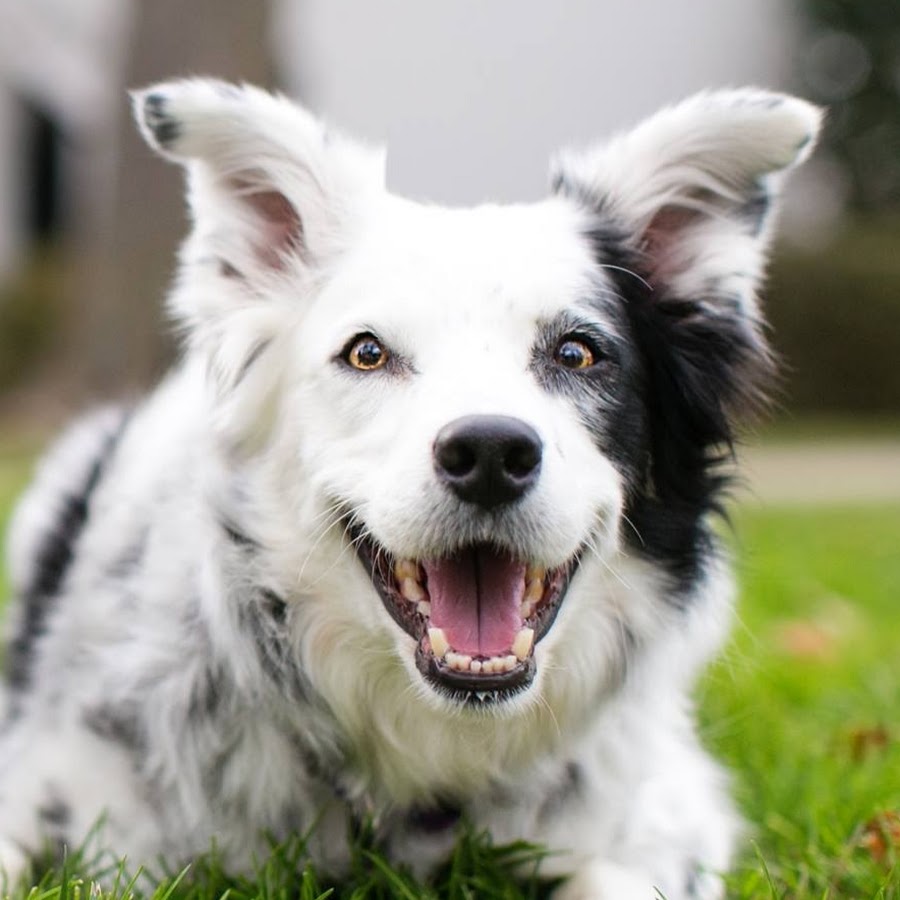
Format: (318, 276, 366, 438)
(554, 337, 596, 370)
(344, 333, 390, 371)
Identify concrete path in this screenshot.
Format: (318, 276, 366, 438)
(740, 438, 900, 505)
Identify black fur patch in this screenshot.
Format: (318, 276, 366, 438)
(405, 801, 462, 834)
(38, 795, 71, 829)
(576, 220, 772, 596)
(105, 529, 147, 580)
(6, 420, 126, 694)
(142, 94, 180, 147)
(538, 761, 584, 823)
(188, 662, 227, 720)
(83, 703, 145, 755)
(221, 518, 258, 550)
(530, 299, 647, 490)
(241, 589, 308, 698)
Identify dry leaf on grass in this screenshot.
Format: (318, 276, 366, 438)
(847, 724, 891, 762)
(859, 811, 900, 864)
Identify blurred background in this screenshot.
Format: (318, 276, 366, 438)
(0, 0, 898, 499)
(0, 6, 899, 892)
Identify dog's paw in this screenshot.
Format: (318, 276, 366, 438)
(0, 836, 29, 890)
(553, 860, 658, 900)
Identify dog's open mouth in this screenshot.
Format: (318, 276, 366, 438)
(349, 526, 578, 703)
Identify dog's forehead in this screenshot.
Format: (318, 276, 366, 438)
(327, 195, 603, 323)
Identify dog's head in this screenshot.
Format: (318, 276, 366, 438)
(134, 82, 819, 716)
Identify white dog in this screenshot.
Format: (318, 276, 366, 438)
(0, 80, 819, 898)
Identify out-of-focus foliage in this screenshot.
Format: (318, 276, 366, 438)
(768, 219, 900, 414)
(797, 0, 900, 211)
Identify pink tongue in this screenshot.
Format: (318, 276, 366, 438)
(422, 547, 525, 657)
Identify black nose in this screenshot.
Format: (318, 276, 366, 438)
(433, 415, 542, 510)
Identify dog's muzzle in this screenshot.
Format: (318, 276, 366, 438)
(345, 414, 582, 706)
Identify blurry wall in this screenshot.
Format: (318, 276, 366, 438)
(280, 0, 795, 204)
(2, 0, 897, 421)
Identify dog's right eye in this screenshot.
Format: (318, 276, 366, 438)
(343, 334, 390, 372)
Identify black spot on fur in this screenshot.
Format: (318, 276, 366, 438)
(241, 589, 308, 698)
(142, 94, 180, 146)
(105, 529, 147, 580)
(188, 663, 226, 719)
(38, 795, 71, 829)
(219, 259, 242, 279)
(6, 420, 126, 694)
(405, 801, 462, 834)
(538, 761, 584, 823)
(221, 518, 258, 550)
(260, 588, 287, 624)
(83, 704, 145, 755)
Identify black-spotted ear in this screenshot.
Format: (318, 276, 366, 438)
(132, 78, 383, 277)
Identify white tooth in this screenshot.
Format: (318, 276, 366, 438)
(417, 601, 432, 617)
(428, 627, 449, 658)
(525, 578, 543, 603)
(481, 659, 495, 674)
(446, 651, 459, 669)
(457, 654, 472, 670)
(520, 600, 535, 619)
(511, 627, 535, 661)
(525, 565, 546, 583)
(470, 659, 482, 674)
(400, 577, 425, 603)
(394, 559, 418, 581)
(504, 655, 518, 670)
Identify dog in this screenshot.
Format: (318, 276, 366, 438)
(0, 80, 819, 898)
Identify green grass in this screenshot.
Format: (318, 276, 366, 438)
(1, 453, 898, 898)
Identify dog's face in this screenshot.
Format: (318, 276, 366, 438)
(135, 82, 820, 714)
(293, 197, 631, 702)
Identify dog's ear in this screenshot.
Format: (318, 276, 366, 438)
(552, 89, 821, 316)
(552, 90, 821, 522)
(132, 78, 383, 277)
(131, 80, 384, 452)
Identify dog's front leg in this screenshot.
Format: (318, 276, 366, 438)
(552, 859, 659, 900)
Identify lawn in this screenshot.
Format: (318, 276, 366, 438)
(0, 446, 898, 899)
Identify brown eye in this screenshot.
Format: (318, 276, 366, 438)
(346, 334, 389, 371)
(554, 338, 596, 370)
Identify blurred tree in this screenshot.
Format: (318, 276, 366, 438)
(797, 0, 900, 211)
(68, 0, 273, 399)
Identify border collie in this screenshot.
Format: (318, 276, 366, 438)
(0, 80, 819, 899)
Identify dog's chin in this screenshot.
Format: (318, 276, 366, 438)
(345, 518, 581, 707)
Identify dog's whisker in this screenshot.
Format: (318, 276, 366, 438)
(620, 512, 645, 548)
(295, 509, 347, 587)
(596, 262, 653, 291)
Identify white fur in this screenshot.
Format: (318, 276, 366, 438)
(0, 81, 819, 898)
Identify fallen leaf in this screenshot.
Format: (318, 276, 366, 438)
(859, 811, 900, 864)
(848, 724, 891, 762)
(772, 620, 836, 660)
